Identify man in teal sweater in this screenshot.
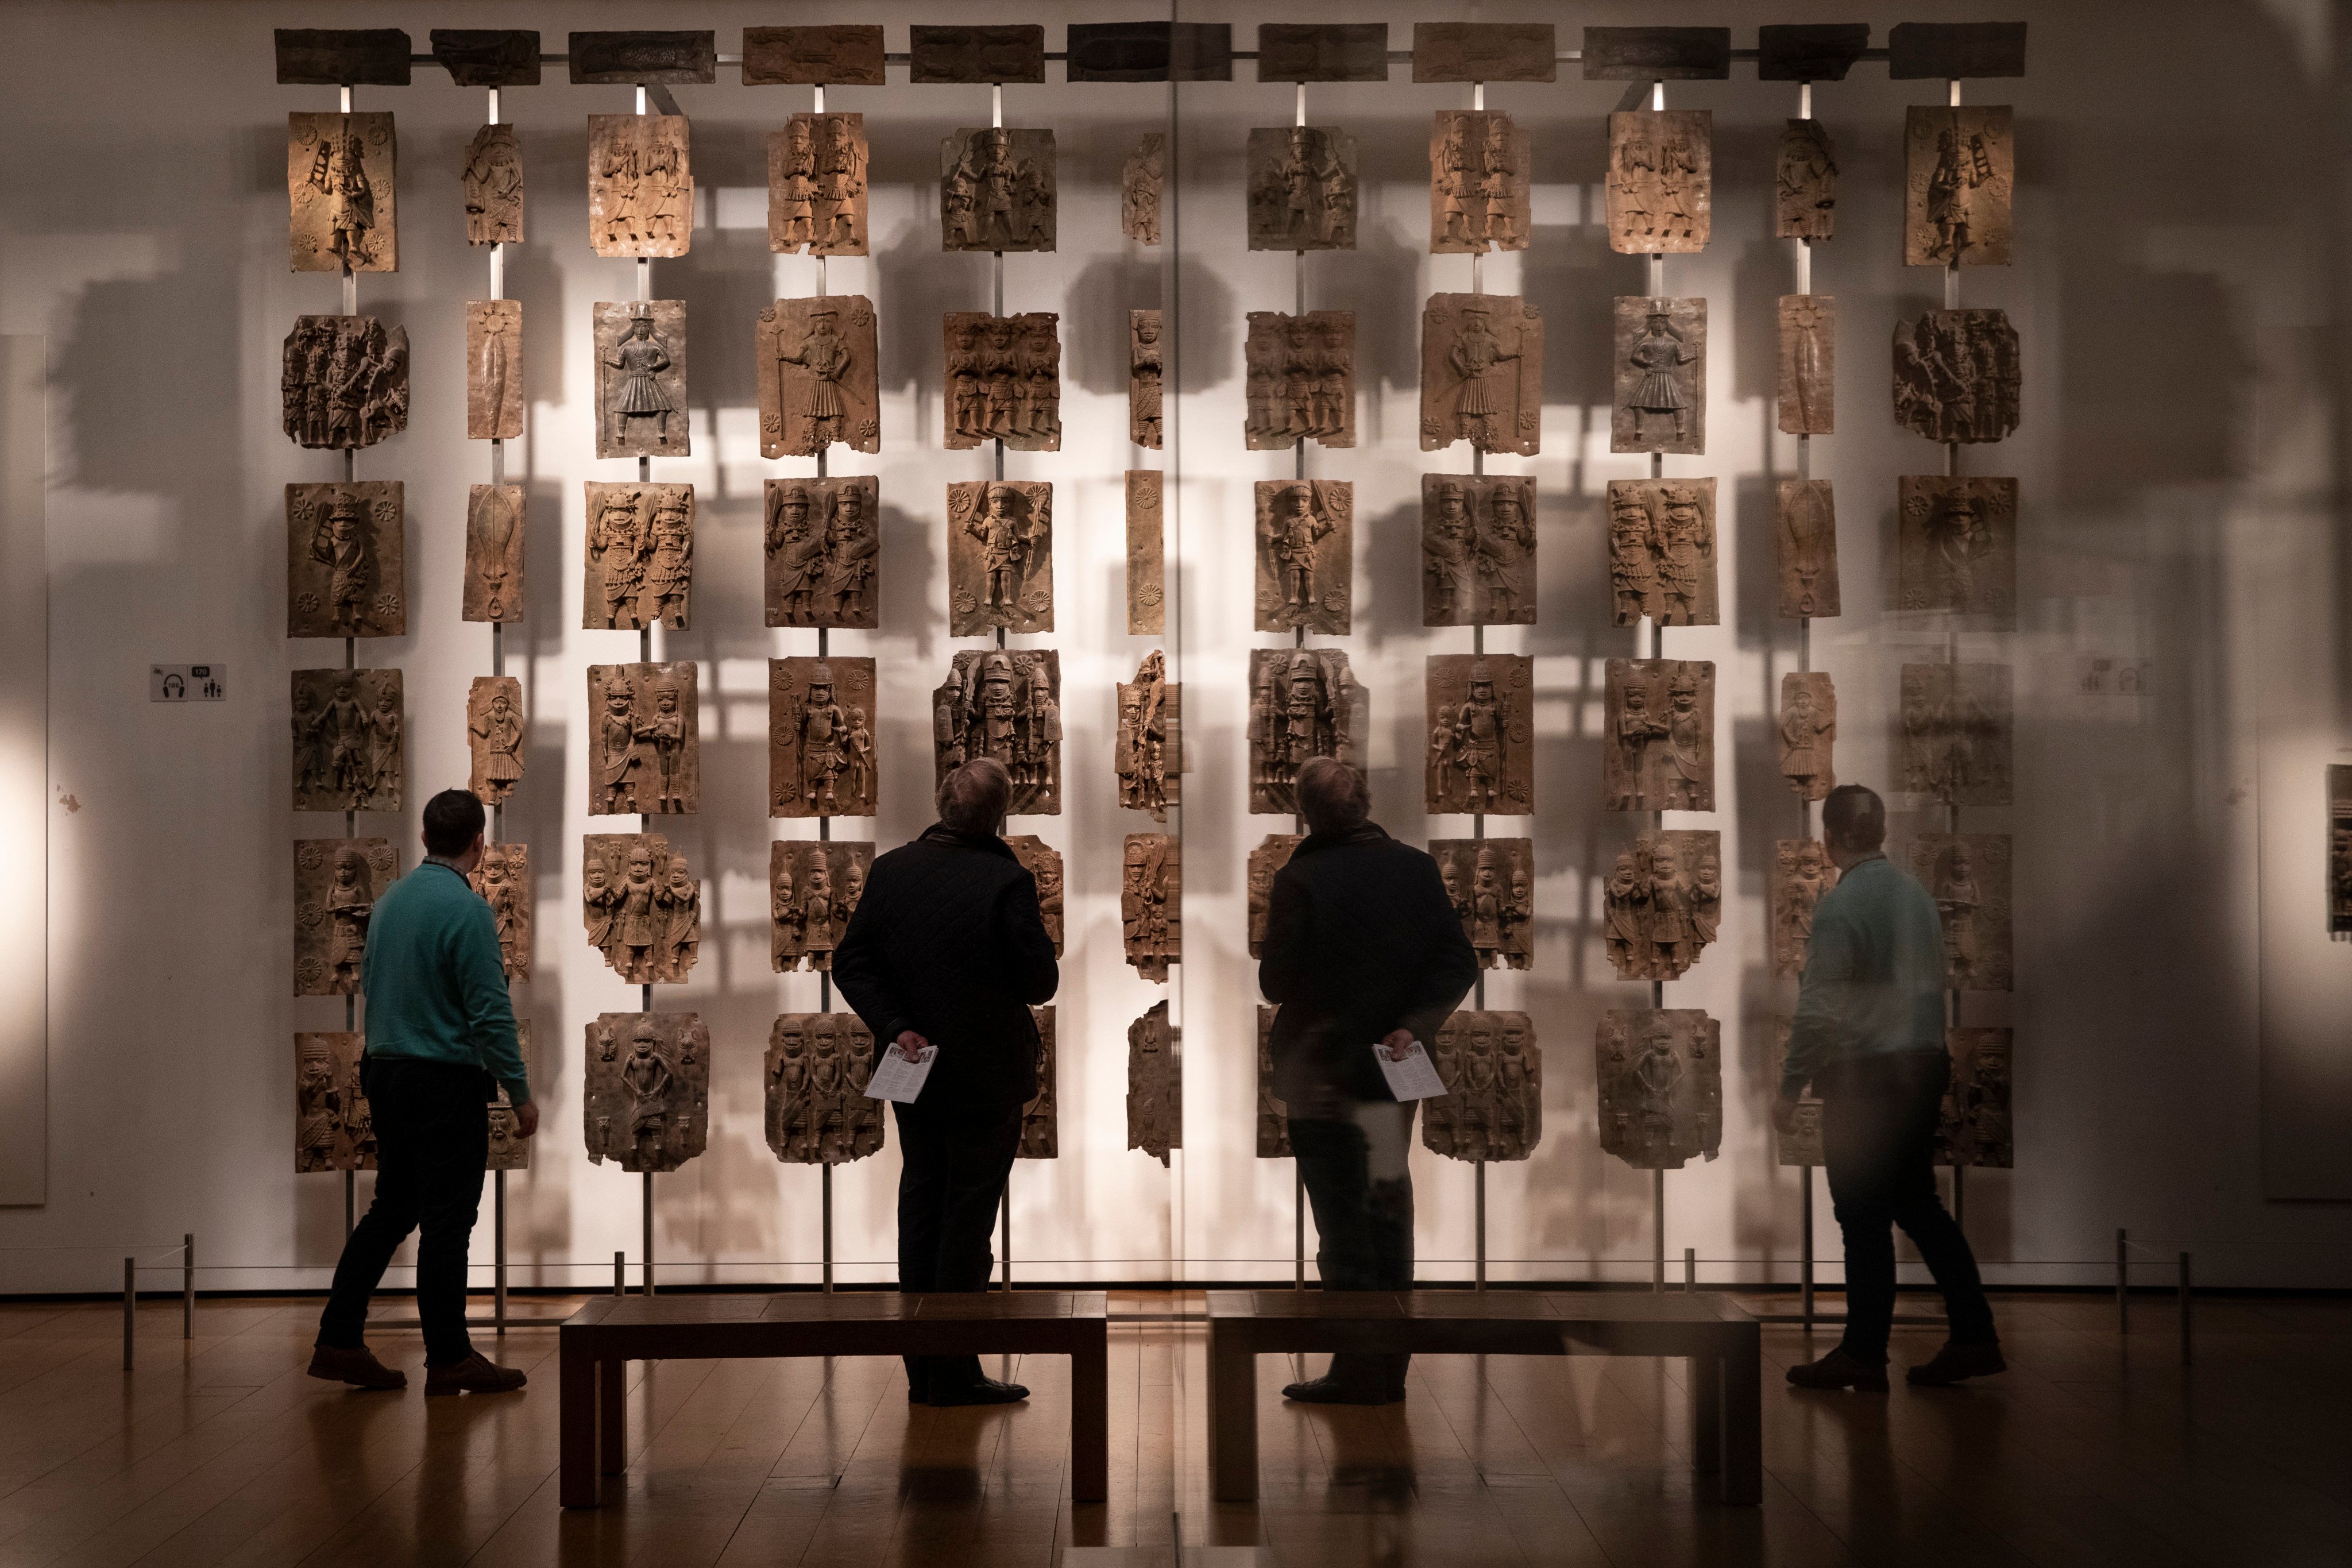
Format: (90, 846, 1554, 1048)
(311, 790, 535, 1394)
(1775, 784, 2002, 1391)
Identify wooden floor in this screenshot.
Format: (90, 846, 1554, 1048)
(0, 1290, 2343, 1566)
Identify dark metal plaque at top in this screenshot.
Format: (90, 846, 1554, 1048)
(1257, 23, 1388, 82)
(1412, 23, 1557, 83)
(910, 25, 1048, 84)
(275, 29, 411, 86)
(1758, 23, 1871, 82)
(742, 26, 887, 86)
(1889, 21, 2027, 79)
(430, 30, 542, 87)
(569, 31, 718, 84)
(1581, 26, 1732, 80)
(1067, 22, 1233, 81)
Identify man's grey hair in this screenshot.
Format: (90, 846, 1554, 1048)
(1822, 783, 1886, 852)
(1296, 756, 1370, 835)
(937, 756, 1013, 834)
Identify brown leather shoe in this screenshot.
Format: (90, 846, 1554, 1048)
(1785, 1347, 1890, 1392)
(308, 1343, 407, 1391)
(1906, 1342, 2007, 1385)
(423, 1351, 527, 1395)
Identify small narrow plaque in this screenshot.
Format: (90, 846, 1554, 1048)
(1257, 23, 1388, 83)
(1757, 23, 1870, 82)
(569, 31, 717, 84)
(1412, 22, 1556, 83)
(1581, 26, 1731, 80)
(910, 25, 1046, 84)
(430, 29, 541, 86)
(275, 28, 411, 86)
(741, 25, 886, 86)
(1067, 21, 1234, 82)
(1888, 21, 2027, 80)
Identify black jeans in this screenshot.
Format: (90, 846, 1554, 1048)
(1820, 1051, 1998, 1364)
(316, 1057, 491, 1368)
(1291, 1100, 1417, 1394)
(894, 1096, 1022, 1397)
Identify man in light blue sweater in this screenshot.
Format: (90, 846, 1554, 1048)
(1776, 784, 2001, 1391)
(311, 790, 535, 1395)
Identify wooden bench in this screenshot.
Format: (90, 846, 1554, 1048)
(1206, 1290, 1761, 1505)
(559, 1291, 1110, 1508)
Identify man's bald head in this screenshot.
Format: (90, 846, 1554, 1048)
(937, 756, 1012, 834)
(1296, 756, 1370, 836)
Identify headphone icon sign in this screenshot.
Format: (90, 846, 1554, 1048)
(161, 673, 185, 699)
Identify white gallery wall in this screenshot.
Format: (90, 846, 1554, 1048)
(0, 0, 2347, 1294)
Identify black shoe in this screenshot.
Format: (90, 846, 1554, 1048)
(1907, 1342, 2006, 1386)
(1281, 1374, 1395, 1405)
(925, 1376, 1028, 1407)
(1785, 1348, 1890, 1392)
(307, 1343, 406, 1391)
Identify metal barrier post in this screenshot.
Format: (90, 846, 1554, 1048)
(122, 1258, 135, 1370)
(183, 1234, 195, 1341)
(2115, 1228, 2129, 1335)
(2179, 1252, 2193, 1366)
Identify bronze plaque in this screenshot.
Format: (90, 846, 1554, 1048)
(295, 1032, 373, 1173)
(1254, 480, 1351, 635)
(1422, 293, 1542, 455)
(948, 480, 1053, 637)
(588, 115, 692, 258)
(1779, 672, 1837, 801)
(1606, 110, 1710, 254)
(1776, 121, 1837, 241)
(1430, 111, 1530, 254)
(1770, 841, 1840, 979)
(1776, 479, 1839, 619)
(468, 839, 530, 980)
(764, 477, 879, 630)
(941, 128, 1055, 253)
(1126, 471, 1164, 635)
(742, 25, 885, 86)
(909, 25, 1046, 84)
(1604, 478, 1716, 627)
(582, 837, 700, 985)
(287, 481, 403, 639)
(582, 481, 693, 631)
(1121, 833, 1181, 982)
(763, 1014, 885, 1165)
(1911, 835, 2013, 992)
(1597, 1009, 1722, 1170)
(945, 312, 1060, 451)
(1257, 23, 1388, 83)
(277, 29, 411, 85)
(1894, 310, 2019, 443)
(467, 299, 523, 439)
(934, 651, 1061, 817)
(1899, 662, 2013, 806)
(464, 485, 526, 624)
(1249, 127, 1356, 252)
(593, 300, 688, 459)
(1413, 22, 1556, 82)
(288, 113, 395, 273)
(1897, 475, 2017, 617)
(293, 839, 396, 996)
(1905, 107, 2014, 268)
(756, 294, 878, 457)
(1777, 294, 1834, 435)
(770, 657, 878, 820)
(1423, 1013, 1542, 1161)
(1426, 654, 1534, 816)
(281, 316, 405, 451)
(569, 32, 716, 84)
(585, 664, 699, 817)
(769, 114, 869, 257)
(465, 677, 525, 809)
(1117, 652, 1179, 822)
(1421, 475, 1535, 628)
(1248, 649, 1358, 816)
(1246, 311, 1354, 450)
(1431, 838, 1534, 971)
(1601, 829, 1721, 982)
(584, 1014, 710, 1175)
(1612, 295, 1706, 455)
(1603, 658, 1713, 813)
(431, 30, 539, 87)
(768, 841, 872, 974)
(292, 670, 401, 814)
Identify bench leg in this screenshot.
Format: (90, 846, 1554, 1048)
(560, 1339, 600, 1508)
(1208, 1320, 1258, 1503)
(1070, 1327, 1108, 1503)
(1720, 1331, 1762, 1506)
(1690, 1350, 1721, 1478)
(599, 1356, 627, 1478)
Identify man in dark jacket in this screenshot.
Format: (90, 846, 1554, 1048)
(1259, 756, 1478, 1404)
(834, 757, 1058, 1407)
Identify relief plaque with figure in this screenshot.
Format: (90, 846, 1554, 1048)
(1431, 838, 1534, 971)
(1770, 839, 1840, 978)
(1122, 133, 1164, 245)
(1600, 829, 1721, 982)
(1428, 112, 1530, 254)
(1256, 1006, 1290, 1158)
(293, 838, 396, 997)
(1606, 110, 1710, 253)
(465, 676, 524, 807)
(1245, 311, 1354, 450)
(468, 839, 531, 980)
(2331, 766, 2352, 933)
(1603, 658, 1713, 812)
(1778, 672, 1837, 801)
(466, 299, 523, 440)
(1893, 311, 2019, 443)
(287, 481, 403, 639)
(1426, 655, 1534, 816)
(940, 128, 1056, 252)
(1247, 648, 1357, 816)
(1899, 661, 2013, 805)
(764, 1015, 886, 1166)
(1612, 296, 1706, 454)
(582, 482, 693, 631)
(462, 123, 523, 245)
(1247, 835, 1300, 957)
(593, 301, 688, 459)
(1127, 1001, 1179, 1165)
(1019, 1007, 1058, 1159)
(764, 477, 878, 630)
(1897, 475, 2017, 617)
(1248, 126, 1356, 251)
(1421, 474, 1536, 628)
(1127, 471, 1164, 634)
(770, 658, 877, 820)
(581, 835, 700, 984)
(1911, 833, 2013, 992)
(1006, 836, 1064, 955)
(1776, 118, 1836, 241)
(1597, 1009, 1722, 1171)
(1421, 1012, 1542, 1162)
(769, 840, 873, 973)
(934, 651, 1061, 817)
(295, 1032, 373, 1172)
(948, 480, 1053, 636)
(586, 663, 698, 817)
(1905, 106, 2013, 268)
(1130, 311, 1164, 447)
(486, 1023, 532, 1171)
(1778, 293, 1834, 435)
(281, 316, 406, 450)
(292, 669, 402, 814)
(1421, 294, 1542, 455)
(768, 113, 868, 256)
(1937, 1028, 2014, 1167)
(944, 312, 1061, 451)
(757, 295, 878, 457)
(585, 1013, 709, 1172)
(1771, 1018, 1825, 1167)
(1253, 480, 1351, 635)
(1604, 478, 1716, 627)
(1121, 835, 1181, 983)
(1117, 652, 1179, 821)
(288, 112, 396, 272)
(588, 114, 692, 258)
(1776, 478, 1839, 619)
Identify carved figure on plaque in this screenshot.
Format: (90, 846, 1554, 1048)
(1776, 478, 1840, 619)
(1426, 655, 1534, 816)
(1778, 294, 1835, 436)
(1422, 476, 1536, 627)
(1248, 648, 1356, 816)
(466, 299, 522, 441)
(1911, 834, 2013, 992)
(1893, 311, 2019, 444)
(1900, 662, 2013, 806)
(1122, 133, 1164, 245)
(757, 295, 878, 457)
(464, 484, 525, 624)
(1604, 658, 1713, 812)
(934, 651, 1061, 817)
(1428, 111, 1530, 254)
(1600, 829, 1721, 982)
(1248, 125, 1356, 250)
(293, 838, 396, 996)
(944, 312, 1061, 450)
(293, 669, 401, 813)
(1771, 839, 1840, 977)
(287, 481, 403, 639)
(1604, 478, 1716, 626)
(486, 1023, 532, 1171)
(585, 1013, 708, 1172)
(770, 657, 877, 819)
(764, 477, 878, 629)
(588, 114, 692, 258)
(1117, 652, 1180, 821)
(1121, 835, 1181, 982)
(1010, 1007, 1057, 1159)
(948, 481, 1053, 636)
(1432, 839, 1534, 971)
(295, 1033, 373, 1172)
(1245, 311, 1355, 450)
(1256, 1007, 1290, 1158)
(593, 302, 688, 458)
(462, 123, 523, 245)
(1606, 110, 1710, 253)
(587, 663, 697, 817)
(769, 114, 867, 256)
(1770, 1018, 1825, 1167)
(466, 840, 531, 981)
(764, 1015, 883, 1165)
(581, 482, 692, 631)
(465, 676, 524, 806)
(1776, 119, 1836, 241)
(1127, 1001, 1178, 1165)
(1130, 310, 1164, 448)
(288, 112, 395, 272)
(1898, 475, 2018, 616)
(941, 128, 1056, 252)
(1779, 673, 1837, 800)
(1421, 1013, 1541, 1161)
(2331, 766, 2352, 933)
(1246, 835, 1300, 957)
(1006, 836, 1064, 955)
(769, 842, 868, 973)
(582, 835, 698, 984)
(1597, 1009, 1721, 1171)
(1612, 296, 1707, 454)
(282, 316, 407, 450)
(1254, 480, 1351, 634)
(1905, 106, 2013, 268)
(1127, 470, 1165, 634)
(1422, 294, 1542, 455)
(1936, 1029, 2014, 1168)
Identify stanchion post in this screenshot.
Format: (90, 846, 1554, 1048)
(612, 1250, 624, 1299)
(1801, 1168, 1816, 1327)
(2115, 1227, 2129, 1336)
(642, 1171, 655, 1296)
(122, 1258, 135, 1370)
(2178, 1252, 2192, 1367)
(494, 1171, 507, 1335)
(1683, 1246, 1695, 1293)
(1652, 1168, 1665, 1293)
(822, 1163, 835, 1294)
(999, 1192, 1012, 1293)
(1474, 1161, 1486, 1292)
(183, 1234, 194, 1341)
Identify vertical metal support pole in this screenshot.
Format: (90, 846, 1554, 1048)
(2178, 1253, 2193, 1366)
(642, 1172, 655, 1295)
(1293, 1164, 1305, 1290)
(613, 1251, 624, 1298)
(1473, 1161, 1486, 1291)
(494, 1171, 508, 1335)
(183, 1234, 194, 1341)
(821, 1164, 835, 1293)
(344, 1170, 355, 1238)
(1683, 1247, 1696, 1293)
(2116, 1228, 2130, 1335)
(1652, 1168, 1666, 1293)
(1800, 1169, 1816, 1327)
(122, 1259, 135, 1370)
(999, 1194, 1012, 1293)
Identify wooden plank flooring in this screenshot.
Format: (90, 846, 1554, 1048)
(0, 1291, 2341, 1565)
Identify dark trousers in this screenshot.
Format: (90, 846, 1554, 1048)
(1820, 1051, 1998, 1364)
(316, 1057, 491, 1367)
(1291, 1100, 1417, 1395)
(894, 1096, 1022, 1397)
